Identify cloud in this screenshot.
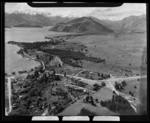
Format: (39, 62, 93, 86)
(90, 8, 113, 14)
(5, 3, 97, 17)
(89, 3, 146, 20)
(5, 3, 146, 20)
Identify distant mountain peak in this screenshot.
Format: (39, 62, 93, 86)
(5, 11, 146, 34)
(5, 12, 74, 27)
(49, 16, 114, 34)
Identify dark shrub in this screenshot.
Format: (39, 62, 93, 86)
(78, 108, 97, 116)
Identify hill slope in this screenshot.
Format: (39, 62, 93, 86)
(49, 17, 114, 34)
(120, 14, 146, 33)
(91, 14, 146, 34)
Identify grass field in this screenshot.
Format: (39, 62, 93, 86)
(58, 97, 118, 116)
(137, 78, 147, 114)
(58, 87, 120, 116)
(67, 33, 146, 75)
(120, 77, 147, 114)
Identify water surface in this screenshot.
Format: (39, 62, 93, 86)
(5, 27, 67, 75)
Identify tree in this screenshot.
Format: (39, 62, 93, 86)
(9, 108, 28, 116)
(64, 72, 66, 77)
(101, 82, 106, 87)
(100, 101, 106, 106)
(85, 96, 89, 102)
(29, 88, 38, 96)
(34, 70, 39, 78)
(113, 91, 116, 95)
(12, 72, 16, 75)
(91, 99, 96, 106)
(90, 76, 93, 80)
(93, 84, 101, 91)
(95, 98, 99, 103)
(55, 75, 61, 81)
(122, 81, 127, 87)
(78, 108, 97, 116)
(100, 94, 135, 114)
(129, 91, 134, 96)
(101, 73, 103, 78)
(115, 82, 124, 92)
(11, 95, 18, 104)
(30, 68, 34, 71)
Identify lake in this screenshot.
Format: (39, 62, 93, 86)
(5, 27, 70, 75)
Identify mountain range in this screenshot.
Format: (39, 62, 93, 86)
(49, 17, 114, 34)
(5, 12, 146, 34)
(50, 14, 146, 34)
(5, 13, 74, 27)
(91, 14, 146, 33)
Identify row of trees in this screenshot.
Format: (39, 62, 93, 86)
(100, 94, 136, 114)
(7, 69, 28, 76)
(40, 48, 105, 68)
(68, 87, 85, 98)
(9, 40, 61, 50)
(81, 71, 110, 80)
(83, 95, 96, 106)
(78, 108, 97, 116)
(72, 80, 88, 87)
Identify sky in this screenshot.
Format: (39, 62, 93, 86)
(5, 3, 146, 20)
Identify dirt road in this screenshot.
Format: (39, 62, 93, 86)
(56, 72, 146, 113)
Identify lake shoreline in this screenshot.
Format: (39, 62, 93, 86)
(5, 27, 53, 75)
